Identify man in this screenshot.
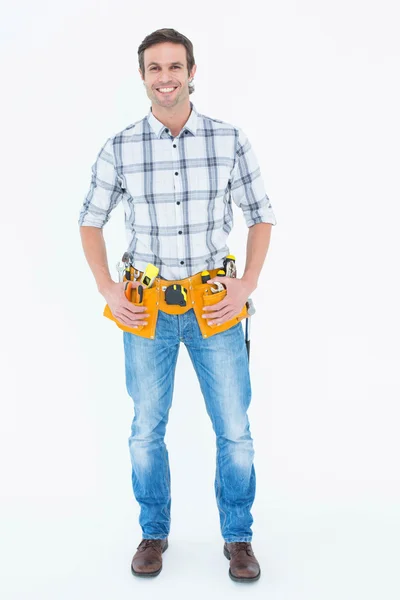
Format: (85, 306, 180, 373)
(78, 28, 277, 583)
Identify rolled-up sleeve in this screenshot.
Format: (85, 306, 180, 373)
(78, 136, 124, 228)
(230, 128, 277, 227)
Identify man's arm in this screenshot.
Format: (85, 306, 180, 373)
(79, 226, 114, 295)
(79, 226, 149, 327)
(241, 222, 272, 293)
(204, 222, 273, 324)
(228, 127, 276, 294)
(78, 135, 125, 295)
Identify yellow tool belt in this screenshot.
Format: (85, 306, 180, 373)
(103, 267, 248, 340)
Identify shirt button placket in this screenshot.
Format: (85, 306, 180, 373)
(173, 138, 184, 273)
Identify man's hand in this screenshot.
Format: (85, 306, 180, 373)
(202, 276, 255, 325)
(101, 281, 150, 328)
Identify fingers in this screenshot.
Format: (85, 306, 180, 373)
(208, 311, 237, 325)
(117, 306, 150, 328)
(202, 306, 235, 325)
(119, 281, 149, 327)
(203, 304, 232, 319)
(123, 302, 148, 315)
(203, 300, 229, 313)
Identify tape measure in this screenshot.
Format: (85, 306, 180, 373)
(165, 284, 187, 306)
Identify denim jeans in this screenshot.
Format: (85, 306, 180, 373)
(123, 308, 256, 543)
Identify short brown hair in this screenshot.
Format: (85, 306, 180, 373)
(138, 28, 196, 94)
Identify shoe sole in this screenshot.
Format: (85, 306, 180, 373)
(223, 545, 261, 582)
(131, 539, 169, 578)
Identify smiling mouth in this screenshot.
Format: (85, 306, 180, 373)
(156, 87, 178, 94)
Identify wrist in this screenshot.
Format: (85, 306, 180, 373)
(98, 278, 115, 296)
(241, 273, 258, 293)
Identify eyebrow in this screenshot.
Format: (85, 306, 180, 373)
(147, 61, 185, 68)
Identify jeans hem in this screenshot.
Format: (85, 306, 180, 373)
(224, 537, 253, 543)
(141, 534, 169, 540)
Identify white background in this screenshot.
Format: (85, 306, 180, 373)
(1, 0, 399, 598)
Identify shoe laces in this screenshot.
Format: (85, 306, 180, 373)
(137, 538, 163, 552)
(228, 542, 253, 557)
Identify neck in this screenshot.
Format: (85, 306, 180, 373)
(151, 100, 192, 136)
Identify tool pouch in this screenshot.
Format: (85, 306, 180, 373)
(103, 280, 160, 339)
(191, 283, 248, 338)
(103, 268, 248, 340)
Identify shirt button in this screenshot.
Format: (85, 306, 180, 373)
(178, 230, 182, 234)
(173, 144, 176, 148)
(185, 131, 188, 134)
(180, 260, 184, 265)
(175, 172, 179, 175)
(176, 201, 180, 205)
(165, 129, 169, 133)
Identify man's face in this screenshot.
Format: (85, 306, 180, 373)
(140, 42, 196, 108)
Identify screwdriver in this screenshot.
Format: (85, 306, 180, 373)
(201, 270, 210, 283)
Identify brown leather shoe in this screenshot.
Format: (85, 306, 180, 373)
(131, 537, 168, 577)
(224, 542, 261, 582)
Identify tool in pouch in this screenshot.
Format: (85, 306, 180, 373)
(118, 252, 141, 283)
(223, 254, 237, 278)
(124, 262, 158, 303)
(124, 281, 144, 303)
(206, 254, 235, 292)
(245, 297, 256, 360)
(164, 284, 187, 306)
(203, 254, 236, 297)
(125, 262, 160, 329)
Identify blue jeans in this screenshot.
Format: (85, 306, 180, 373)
(123, 308, 256, 543)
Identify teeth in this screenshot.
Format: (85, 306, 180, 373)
(158, 87, 176, 93)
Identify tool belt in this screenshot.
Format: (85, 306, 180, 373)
(103, 267, 249, 340)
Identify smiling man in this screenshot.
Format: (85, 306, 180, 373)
(78, 28, 277, 583)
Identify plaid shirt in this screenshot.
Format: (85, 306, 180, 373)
(78, 101, 277, 280)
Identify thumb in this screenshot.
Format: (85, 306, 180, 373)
(207, 276, 228, 284)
